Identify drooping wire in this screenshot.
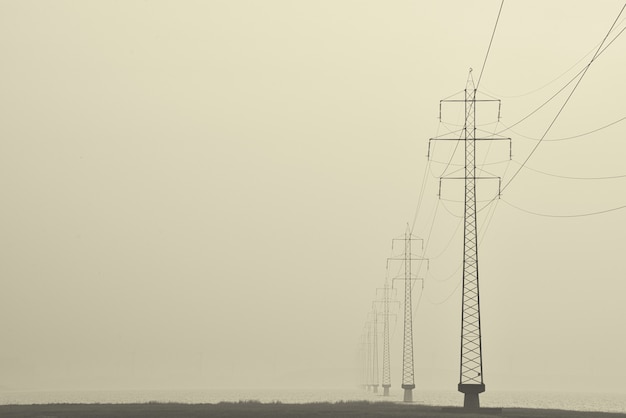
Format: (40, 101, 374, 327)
(500, 116, 626, 142)
(440, 199, 462, 219)
(427, 217, 463, 261)
(501, 3, 626, 194)
(501, 198, 626, 218)
(429, 130, 464, 180)
(410, 123, 441, 233)
(512, 160, 626, 180)
(428, 278, 462, 306)
(481, 16, 626, 99)
(494, 20, 626, 140)
(414, 117, 463, 233)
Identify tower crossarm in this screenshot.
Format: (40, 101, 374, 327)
(386, 256, 429, 271)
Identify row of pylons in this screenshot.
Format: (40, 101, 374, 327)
(359, 71, 508, 409)
(359, 225, 424, 403)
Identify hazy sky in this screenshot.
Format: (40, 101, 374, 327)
(0, 1, 625, 393)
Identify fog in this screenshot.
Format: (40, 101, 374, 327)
(0, 1, 625, 393)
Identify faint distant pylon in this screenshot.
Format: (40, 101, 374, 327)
(367, 310, 379, 393)
(365, 311, 378, 393)
(358, 333, 367, 390)
(362, 324, 372, 391)
(388, 224, 426, 402)
(374, 277, 398, 396)
(381, 281, 392, 396)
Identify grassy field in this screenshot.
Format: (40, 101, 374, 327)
(1, 401, 625, 418)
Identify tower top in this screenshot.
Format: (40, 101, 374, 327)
(466, 68, 475, 91)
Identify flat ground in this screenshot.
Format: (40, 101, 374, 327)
(1, 402, 625, 418)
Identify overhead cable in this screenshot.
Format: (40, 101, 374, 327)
(500, 116, 626, 142)
(502, 198, 626, 218)
(481, 15, 626, 99)
(476, 0, 505, 89)
(494, 20, 626, 139)
(514, 161, 626, 180)
(501, 3, 626, 194)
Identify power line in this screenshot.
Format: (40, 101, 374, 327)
(480, 15, 626, 99)
(513, 160, 626, 180)
(431, 134, 463, 179)
(476, 0, 505, 89)
(410, 157, 433, 233)
(427, 218, 463, 260)
(501, 116, 626, 142)
(427, 277, 462, 306)
(502, 198, 626, 218)
(501, 3, 626, 194)
(411, 122, 443, 234)
(414, 121, 462, 233)
(494, 21, 626, 140)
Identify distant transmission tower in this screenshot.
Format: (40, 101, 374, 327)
(369, 310, 380, 393)
(374, 279, 397, 396)
(381, 281, 392, 396)
(432, 69, 510, 409)
(363, 324, 372, 391)
(358, 333, 367, 390)
(389, 225, 426, 402)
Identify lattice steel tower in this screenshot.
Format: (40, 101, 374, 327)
(374, 279, 396, 396)
(458, 70, 484, 408)
(389, 225, 426, 402)
(369, 310, 380, 394)
(363, 323, 373, 391)
(401, 226, 414, 402)
(381, 280, 392, 396)
(432, 69, 509, 409)
(358, 333, 367, 390)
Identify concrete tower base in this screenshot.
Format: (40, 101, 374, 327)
(458, 383, 485, 409)
(401, 384, 415, 402)
(382, 384, 390, 396)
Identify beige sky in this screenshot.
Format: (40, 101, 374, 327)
(0, 1, 625, 393)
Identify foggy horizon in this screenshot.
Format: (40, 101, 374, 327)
(1, 1, 625, 397)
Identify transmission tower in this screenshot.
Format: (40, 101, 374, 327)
(363, 324, 372, 391)
(388, 225, 426, 402)
(370, 310, 379, 394)
(374, 279, 398, 396)
(381, 281, 392, 396)
(432, 69, 510, 409)
(358, 333, 367, 390)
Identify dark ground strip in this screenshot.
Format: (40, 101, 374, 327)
(1, 402, 625, 418)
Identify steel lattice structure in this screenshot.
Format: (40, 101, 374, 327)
(432, 69, 510, 409)
(364, 325, 372, 390)
(371, 311, 379, 393)
(359, 333, 367, 390)
(401, 227, 415, 400)
(381, 281, 392, 396)
(458, 73, 485, 408)
(388, 225, 426, 403)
